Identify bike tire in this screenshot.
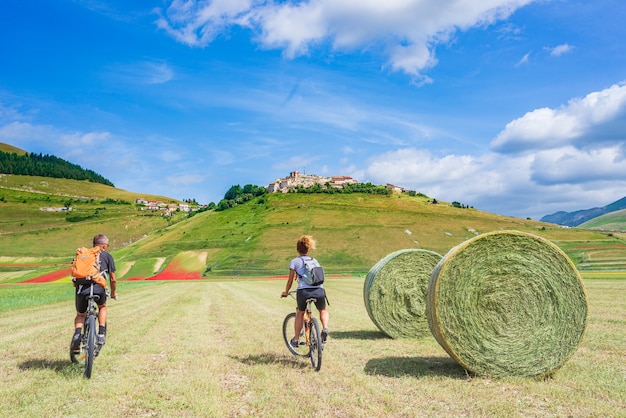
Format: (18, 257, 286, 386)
(309, 318, 323, 371)
(282, 312, 309, 357)
(84, 314, 96, 379)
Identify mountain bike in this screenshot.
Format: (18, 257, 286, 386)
(69, 284, 104, 379)
(282, 290, 323, 371)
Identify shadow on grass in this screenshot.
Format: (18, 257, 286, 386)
(230, 353, 308, 370)
(365, 356, 467, 379)
(329, 330, 389, 340)
(18, 358, 81, 377)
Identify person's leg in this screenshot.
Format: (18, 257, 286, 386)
(293, 310, 305, 343)
(72, 289, 88, 351)
(98, 304, 107, 328)
(94, 285, 108, 344)
(319, 308, 329, 330)
(314, 288, 329, 342)
(74, 311, 86, 329)
(97, 303, 107, 344)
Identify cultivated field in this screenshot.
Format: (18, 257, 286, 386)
(0, 277, 624, 417)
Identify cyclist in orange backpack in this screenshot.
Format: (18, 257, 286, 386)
(71, 234, 117, 352)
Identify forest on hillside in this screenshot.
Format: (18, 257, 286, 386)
(0, 150, 114, 186)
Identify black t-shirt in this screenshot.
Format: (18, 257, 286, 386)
(99, 250, 116, 278)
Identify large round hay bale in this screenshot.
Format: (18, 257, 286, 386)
(427, 230, 588, 377)
(364, 249, 443, 338)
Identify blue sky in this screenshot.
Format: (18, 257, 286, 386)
(1, 0, 625, 219)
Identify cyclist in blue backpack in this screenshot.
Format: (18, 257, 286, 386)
(281, 235, 329, 346)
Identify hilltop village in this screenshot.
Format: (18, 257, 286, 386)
(267, 171, 358, 193)
(267, 171, 411, 195)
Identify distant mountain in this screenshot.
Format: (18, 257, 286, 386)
(541, 196, 626, 227)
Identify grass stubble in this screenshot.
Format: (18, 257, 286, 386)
(0, 278, 624, 417)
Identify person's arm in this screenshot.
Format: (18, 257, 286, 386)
(281, 269, 296, 297)
(109, 271, 117, 299)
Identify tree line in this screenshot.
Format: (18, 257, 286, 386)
(0, 151, 114, 186)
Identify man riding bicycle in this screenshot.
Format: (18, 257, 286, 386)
(71, 234, 117, 352)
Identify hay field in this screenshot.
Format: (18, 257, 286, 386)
(0, 277, 623, 417)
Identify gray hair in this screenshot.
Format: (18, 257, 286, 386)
(93, 234, 109, 246)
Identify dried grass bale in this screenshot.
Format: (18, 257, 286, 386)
(427, 230, 588, 377)
(364, 249, 443, 338)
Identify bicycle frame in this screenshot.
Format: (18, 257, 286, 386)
(70, 284, 101, 378)
(282, 290, 323, 371)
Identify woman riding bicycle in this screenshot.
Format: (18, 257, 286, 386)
(281, 235, 329, 347)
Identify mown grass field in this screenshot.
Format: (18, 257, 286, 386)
(0, 277, 624, 417)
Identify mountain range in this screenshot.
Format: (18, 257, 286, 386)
(541, 196, 626, 227)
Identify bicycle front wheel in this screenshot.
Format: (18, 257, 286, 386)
(282, 312, 309, 357)
(84, 314, 96, 379)
(309, 318, 323, 371)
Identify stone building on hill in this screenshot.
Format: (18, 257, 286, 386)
(268, 171, 357, 193)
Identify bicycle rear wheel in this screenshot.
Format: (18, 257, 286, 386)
(309, 318, 323, 371)
(84, 314, 96, 379)
(282, 312, 309, 357)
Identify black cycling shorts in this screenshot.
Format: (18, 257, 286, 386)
(75, 283, 107, 313)
(296, 287, 326, 311)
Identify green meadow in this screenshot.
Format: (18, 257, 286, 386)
(0, 277, 624, 417)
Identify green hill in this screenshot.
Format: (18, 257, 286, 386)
(579, 209, 626, 231)
(0, 174, 183, 259)
(2, 173, 626, 281)
(115, 191, 626, 276)
(0, 143, 27, 155)
(0, 142, 113, 186)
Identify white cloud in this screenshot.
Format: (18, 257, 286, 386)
(362, 141, 626, 219)
(546, 43, 574, 57)
(166, 173, 209, 186)
(515, 52, 530, 67)
(61, 131, 111, 147)
(155, 0, 253, 46)
(105, 60, 174, 85)
(155, 0, 536, 76)
(492, 82, 626, 153)
(531, 145, 626, 185)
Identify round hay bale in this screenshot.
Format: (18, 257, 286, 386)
(427, 230, 588, 378)
(364, 249, 443, 338)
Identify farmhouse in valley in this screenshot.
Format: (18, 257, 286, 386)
(268, 171, 357, 193)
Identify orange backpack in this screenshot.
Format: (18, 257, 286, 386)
(71, 246, 107, 288)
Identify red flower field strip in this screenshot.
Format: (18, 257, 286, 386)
(147, 268, 203, 280)
(22, 268, 72, 283)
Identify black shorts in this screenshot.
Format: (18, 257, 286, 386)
(75, 283, 107, 313)
(296, 287, 326, 311)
